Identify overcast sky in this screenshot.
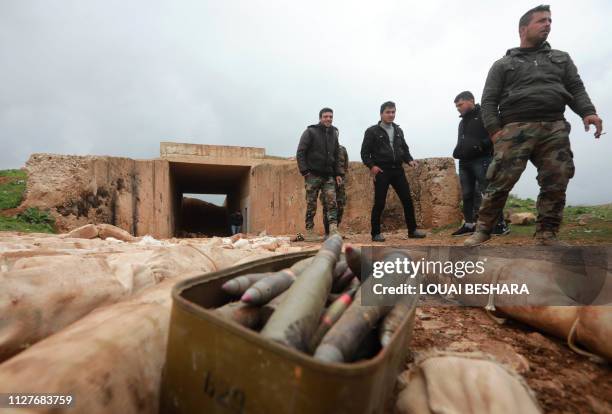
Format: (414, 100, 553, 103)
(1, 1, 611, 205)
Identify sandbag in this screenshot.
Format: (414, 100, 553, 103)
(572, 305, 612, 361)
(396, 352, 541, 414)
(0, 247, 274, 414)
(0, 236, 273, 363)
(0, 255, 127, 362)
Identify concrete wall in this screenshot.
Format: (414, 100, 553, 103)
(24, 154, 174, 238)
(160, 142, 265, 166)
(249, 157, 461, 235)
(23, 146, 461, 238)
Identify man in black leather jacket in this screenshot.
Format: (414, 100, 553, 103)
(361, 101, 426, 241)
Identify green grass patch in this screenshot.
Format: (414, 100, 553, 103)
(0, 169, 57, 233)
(506, 194, 537, 213)
(0, 214, 55, 233)
(0, 169, 27, 210)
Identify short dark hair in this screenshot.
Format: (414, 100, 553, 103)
(454, 91, 475, 103)
(519, 5, 550, 29)
(319, 107, 333, 118)
(380, 101, 396, 114)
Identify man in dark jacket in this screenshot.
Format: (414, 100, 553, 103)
(296, 107, 342, 241)
(361, 101, 426, 241)
(465, 4, 603, 247)
(452, 91, 509, 237)
(229, 210, 243, 235)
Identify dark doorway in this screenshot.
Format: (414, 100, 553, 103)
(170, 162, 250, 237)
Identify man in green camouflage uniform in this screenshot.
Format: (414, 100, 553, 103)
(465, 5, 603, 247)
(296, 108, 342, 241)
(322, 144, 348, 236)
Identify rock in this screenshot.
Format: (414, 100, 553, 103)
(97, 224, 138, 242)
(524, 332, 559, 353)
(233, 239, 250, 249)
(446, 340, 479, 352)
(478, 341, 531, 374)
(416, 309, 433, 320)
(509, 212, 536, 225)
(421, 320, 446, 330)
(275, 246, 302, 254)
(64, 224, 98, 239)
(577, 214, 594, 226)
(230, 233, 244, 243)
(256, 241, 279, 251)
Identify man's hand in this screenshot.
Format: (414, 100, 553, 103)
(408, 160, 418, 168)
(370, 166, 383, 182)
(490, 130, 503, 144)
(335, 176, 343, 186)
(583, 114, 603, 138)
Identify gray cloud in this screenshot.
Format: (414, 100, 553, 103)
(1, 0, 611, 204)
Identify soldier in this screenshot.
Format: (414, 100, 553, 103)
(465, 4, 603, 247)
(321, 144, 348, 238)
(452, 91, 509, 237)
(361, 101, 426, 242)
(296, 107, 342, 241)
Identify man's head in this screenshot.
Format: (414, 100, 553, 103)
(380, 101, 396, 124)
(519, 5, 551, 46)
(454, 91, 475, 116)
(319, 108, 333, 127)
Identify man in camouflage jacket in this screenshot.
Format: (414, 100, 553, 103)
(465, 4, 603, 247)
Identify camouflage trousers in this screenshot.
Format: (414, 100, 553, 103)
(322, 181, 346, 233)
(477, 120, 575, 233)
(304, 175, 337, 230)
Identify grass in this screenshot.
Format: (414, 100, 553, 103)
(503, 194, 612, 242)
(0, 169, 27, 210)
(437, 194, 612, 243)
(0, 215, 55, 233)
(0, 169, 56, 233)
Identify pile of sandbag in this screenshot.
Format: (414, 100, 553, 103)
(0, 232, 285, 362)
(0, 237, 278, 414)
(419, 247, 612, 362)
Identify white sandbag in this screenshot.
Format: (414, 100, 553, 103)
(0, 247, 275, 414)
(396, 352, 541, 414)
(0, 235, 274, 363)
(0, 255, 127, 362)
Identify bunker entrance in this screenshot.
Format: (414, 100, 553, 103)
(170, 162, 250, 237)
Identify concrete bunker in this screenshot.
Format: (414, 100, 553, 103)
(22, 143, 462, 238)
(170, 162, 250, 236)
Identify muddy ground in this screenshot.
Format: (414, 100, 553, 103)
(295, 229, 612, 413)
(409, 306, 611, 414)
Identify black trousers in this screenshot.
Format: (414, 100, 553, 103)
(371, 168, 417, 236)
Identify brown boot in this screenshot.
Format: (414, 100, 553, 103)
(464, 230, 491, 247)
(303, 228, 321, 242)
(534, 230, 569, 246)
